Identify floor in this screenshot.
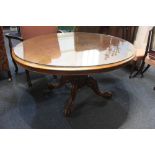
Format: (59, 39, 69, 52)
(0, 30, 155, 129)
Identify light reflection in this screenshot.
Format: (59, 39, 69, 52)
(14, 42, 24, 59)
(57, 33, 75, 53)
(81, 49, 100, 66)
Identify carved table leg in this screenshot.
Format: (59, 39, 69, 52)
(64, 83, 78, 117)
(25, 70, 32, 88)
(48, 76, 68, 89)
(7, 70, 12, 81)
(49, 75, 112, 117)
(87, 76, 112, 99)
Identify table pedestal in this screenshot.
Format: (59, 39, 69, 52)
(48, 75, 112, 117)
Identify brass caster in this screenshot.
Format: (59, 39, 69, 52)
(8, 78, 12, 82)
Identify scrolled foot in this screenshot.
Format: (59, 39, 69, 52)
(48, 76, 67, 90)
(48, 84, 55, 90)
(129, 74, 133, 79)
(64, 104, 74, 117)
(103, 91, 112, 99)
(64, 107, 72, 117)
(86, 77, 112, 99)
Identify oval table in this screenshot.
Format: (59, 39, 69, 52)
(12, 32, 135, 116)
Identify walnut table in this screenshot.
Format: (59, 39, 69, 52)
(12, 32, 135, 116)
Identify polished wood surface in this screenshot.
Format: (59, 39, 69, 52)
(13, 32, 135, 75)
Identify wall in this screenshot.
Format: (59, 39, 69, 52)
(134, 26, 153, 50)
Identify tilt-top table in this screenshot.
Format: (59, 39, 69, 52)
(12, 32, 135, 116)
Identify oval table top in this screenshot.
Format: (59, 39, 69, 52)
(12, 32, 135, 75)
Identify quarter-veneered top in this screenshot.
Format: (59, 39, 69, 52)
(13, 32, 135, 75)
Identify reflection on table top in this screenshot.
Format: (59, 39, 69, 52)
(13, 32, 135, 69)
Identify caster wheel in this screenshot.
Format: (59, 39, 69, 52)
(8, 78, 12, 82)
(28, 83, 32, 88)
(15, 70, 18, 74)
